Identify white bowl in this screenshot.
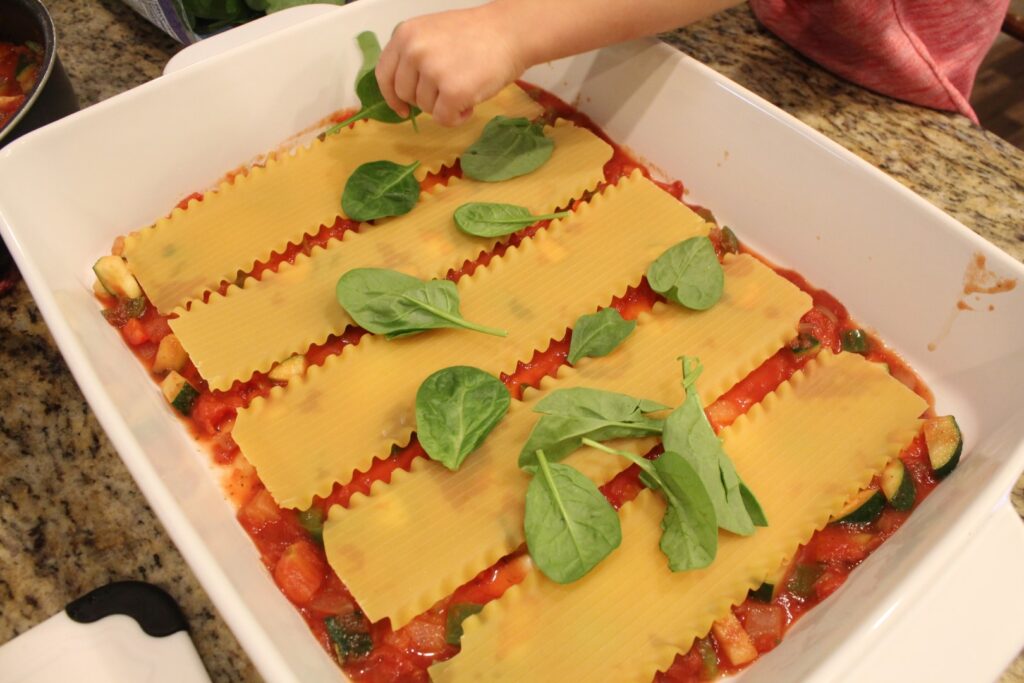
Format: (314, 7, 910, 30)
(1, 1, 1023, 681)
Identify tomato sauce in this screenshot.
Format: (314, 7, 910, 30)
(98, 84, 943, 682)
(0, 41, 42, 130)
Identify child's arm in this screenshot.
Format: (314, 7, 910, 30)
(376, 0, 742, 126)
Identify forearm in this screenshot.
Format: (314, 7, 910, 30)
(484, 0, 744, 67)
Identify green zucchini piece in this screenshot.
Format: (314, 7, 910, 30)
(152, 334, 187, 374)
(785, 562, 825, 599)
(93, 255, 142, 299)
(832, 489, 885, 524)
(124, 297, 147, 319)
(841, 328, 869, 354)
(789, 333, 820, 356)
(880, 459, 916, 511)
(297, 506, 324, 543)
(268, 354, 306, 383)
(161, 371, 199, 416)
(924, 415, 962, 479)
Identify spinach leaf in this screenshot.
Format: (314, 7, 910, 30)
(518, 388, 668, 469)
(740, 482, 768, 527)
(416, 366, 511, 470)
(181, 0, 254, 29)
(336, 268, 507, 338)
(324, 610, 373, 662)
(445, 603, 484, 645)
(582, 438, 718, 571)
(567, 308, 637, 365)
(341, 160, 421, 222)
(647, 236, 724, 310)
(453, 202, 569, 238)
(325, 31, 420, 135)
(461, 116, 554, 182)
(523, 450, 621, 583)
(662, 357, 759, 535)
(245, 0, 345, 13)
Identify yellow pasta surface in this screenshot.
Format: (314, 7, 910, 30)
(321, 254, 812, 627)
(170, 121, 613, 390)
(430, 352, 927, 682)
(125, 85, 543, 313)
(233, 172, 709, 509)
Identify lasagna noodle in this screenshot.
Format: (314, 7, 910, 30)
(429, 352, 928, 683)
(233, 172, 709, 509)
(322, 254, 813, 628)
(125, 84, 543, 313)
(169, 122, 614, 390)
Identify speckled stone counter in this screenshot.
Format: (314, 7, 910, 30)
(0, 3, 1021, 682)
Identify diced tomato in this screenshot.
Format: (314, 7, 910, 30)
(805, 525, 870, 565)
(191, 392, 237, 436)
(140, 308, 171, 343)
(274, 540, 326, 605)
(307, 575, 357, 617)
(735, 602, 786, 653)
(813, 569, 847, 601)
(121, 318, 149, 345)
(238, 488, 283, 531)
(400, 615, 448, 658)
(655, 644, 704, 682)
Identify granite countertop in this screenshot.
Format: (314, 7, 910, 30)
(0, 2, 1021, 681)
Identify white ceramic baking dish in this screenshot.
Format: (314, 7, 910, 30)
(1, 1, 1023, 681)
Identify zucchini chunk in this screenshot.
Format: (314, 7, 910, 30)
(93, 255, 142, 299)
(924, 415, 962, 479)
(841, 328, 869, 354)
(789, 333, 820, 356)
(880, 459, 916, 511)
(832, 488, 885, 524)
(152, 334, 187, 374)
(161, 371, 199, 416)
(268, 355, 306, 383)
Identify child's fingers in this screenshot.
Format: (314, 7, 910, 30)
(415, 78, 439, 116)
(433, 91, 473, 127)
(392, 56, 419, 117)
(374, 47, 405, 117)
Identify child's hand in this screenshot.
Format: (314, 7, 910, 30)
(375, 5, 525, 127)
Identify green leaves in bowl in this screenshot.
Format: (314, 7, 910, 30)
(453, 202, 570, 238)
(523, 450, 622, 584)
(326, 31, 420, 135)
(341, 160, 421, 222)
(567, 308, 636, 365)
(647, 236, 724, 310)
(461, 116, 554, 182)
(336, 268, 507, 339)
(416, 366, 511, 471)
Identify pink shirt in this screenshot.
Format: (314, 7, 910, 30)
(748, 0, 1009, 124)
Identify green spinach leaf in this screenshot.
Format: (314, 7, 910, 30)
(341, 160, 421, 222)
(416, 366, 511, 470)
(461, 116, 554, 182)
(740, 482, 768, 527)
(567, 308, 637, 365)
(444, 603, 484, 645)
(582, 438, 718, 571)
(336, 268, 507, 338)
(325, 31, 420, 135)
(518, 388, 668, 469)
(662, 357, 759, 535)
(523, 450, 621, 583)
(647, 236, 724, 310)
(453, 202, 569, 238)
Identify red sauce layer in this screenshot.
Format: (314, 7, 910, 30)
(99, 83, 939, 682)
(0, 41, 42, 130)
